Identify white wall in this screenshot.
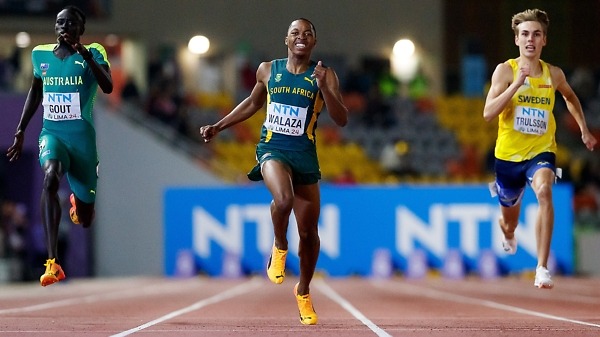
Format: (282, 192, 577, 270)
(94, 105, 224, 276)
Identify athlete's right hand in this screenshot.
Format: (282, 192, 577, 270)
(516, 64, 530, 86)
(199, 125, 218, 143)
(6, 130, 24, 162)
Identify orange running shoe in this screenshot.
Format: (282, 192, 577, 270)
(294, 283, 318, 325)
(40, 258, 66, 287)
(266, 243, 287, 284)
(69, 193, 80, 225)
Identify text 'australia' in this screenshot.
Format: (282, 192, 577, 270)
(43, 76, 83, 86)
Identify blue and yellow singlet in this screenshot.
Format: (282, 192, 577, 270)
(495, 59, 557, 162)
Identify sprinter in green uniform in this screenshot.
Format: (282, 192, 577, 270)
(200, 18, 348, 325)
(6, 5, 113, 287)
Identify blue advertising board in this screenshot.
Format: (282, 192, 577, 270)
(164, 184, 573, 277)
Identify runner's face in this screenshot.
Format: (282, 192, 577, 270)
(515, 21, 546, 57)
(285, 20, 316, 55)
(55, 9, 84, 40)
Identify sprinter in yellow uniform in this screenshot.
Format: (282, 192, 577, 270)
(483, 8, 596, 289)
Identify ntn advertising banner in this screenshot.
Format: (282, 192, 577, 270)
(164, 184, 573, 277)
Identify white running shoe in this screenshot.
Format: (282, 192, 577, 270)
(502, 237, 517, 255)
(534, 266, 554, 289)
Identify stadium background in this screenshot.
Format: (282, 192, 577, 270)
(1, 0, 599, 282)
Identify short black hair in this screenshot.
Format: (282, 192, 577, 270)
(290, 18, 316, 37)
(63, 5, 86, 25)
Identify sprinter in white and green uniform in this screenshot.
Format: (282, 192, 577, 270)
(7, 5, 113, 286)
(200, 19, 348, 325)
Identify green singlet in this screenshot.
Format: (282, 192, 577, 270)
(247, 58, 325, 184)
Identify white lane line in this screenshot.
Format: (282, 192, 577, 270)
(375, 282, 600, 329)
(0, 281, 194, 315)
(428, 279, 600, 304)
(110, 277, 263, 337)
(314, 279, 393, 337)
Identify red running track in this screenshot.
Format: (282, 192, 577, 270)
(0, 275, 599, 336)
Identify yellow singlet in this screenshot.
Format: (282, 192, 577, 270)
(494, 59, 557, 162)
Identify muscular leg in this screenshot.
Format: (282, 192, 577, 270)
(499, 203, 521, 240)
(41, 160, 63, 261)
(262, 160, 294, 251)
(292, 183, 320, 296)
(73, 195, 95, 228)
(530, 168, 555, 268)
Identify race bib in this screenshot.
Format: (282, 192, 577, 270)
(264, 102, 307, 136)
(42, 92, 82, 121)
(513, 105, 549, 135)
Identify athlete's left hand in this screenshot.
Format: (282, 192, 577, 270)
(311, 61, 328, 88)
(582, 129, 597, 151)
(59, 33, 92, 59)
